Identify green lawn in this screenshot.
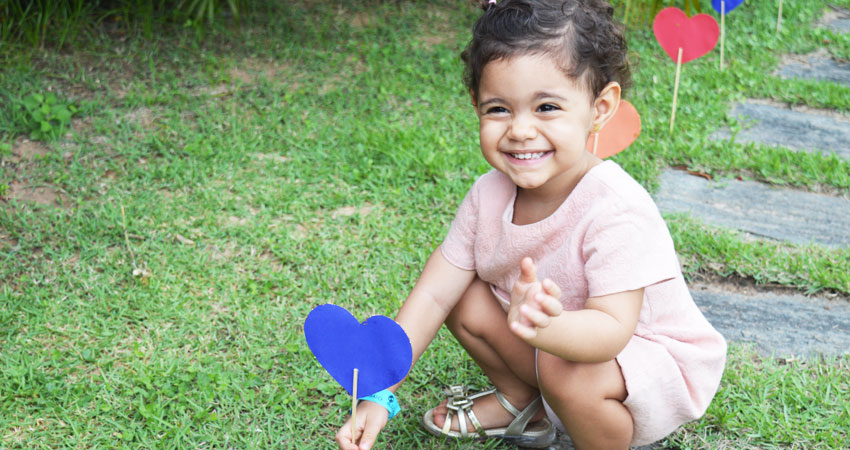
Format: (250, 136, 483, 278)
(1, 0, 848, 448)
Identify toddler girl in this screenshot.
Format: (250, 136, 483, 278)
(336, 0, 726, 448)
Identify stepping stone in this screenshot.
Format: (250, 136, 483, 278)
(821, 7, 850, 33)
(654, 169, 850, 248)
(712, 101, 850, 160)
(692, 284, 850, 357)
(776, 52, 850, 87)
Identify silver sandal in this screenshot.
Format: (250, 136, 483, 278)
(421, 385, 556, 448)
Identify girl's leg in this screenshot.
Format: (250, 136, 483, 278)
(431, 277, 543, 430)
(537, 352, 633, 450)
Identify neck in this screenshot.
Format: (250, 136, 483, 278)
(513, 156, 601, 225)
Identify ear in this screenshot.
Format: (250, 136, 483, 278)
(469, 89, 478, 109)
(591, 82, 621, 131)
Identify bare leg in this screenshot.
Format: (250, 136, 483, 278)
(432, 278, 544, 431)
(537, 352, 633, 450)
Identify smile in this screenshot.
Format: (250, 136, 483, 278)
(507, 151, 552, 161)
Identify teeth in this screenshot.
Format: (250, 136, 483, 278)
(512, 152, 546, 160)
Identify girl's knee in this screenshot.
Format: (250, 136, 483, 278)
(446, 278, 501, 335)
(536, 353, 626, 405)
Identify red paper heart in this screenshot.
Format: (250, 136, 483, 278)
(585, 100, 641, 159)
(653, 7, 719, 64)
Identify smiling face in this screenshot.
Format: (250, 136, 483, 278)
(475, 53, 618, 199)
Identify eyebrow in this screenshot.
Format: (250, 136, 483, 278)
(478, 91, 570, 110)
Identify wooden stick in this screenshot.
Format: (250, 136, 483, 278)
(777, 0, 783, 33)
(720, 1, 725, 70)
(351, 368, 359, 439)
(670, 47, 683, 134)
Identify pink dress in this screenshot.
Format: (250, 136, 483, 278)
(440, 161, 727, 446)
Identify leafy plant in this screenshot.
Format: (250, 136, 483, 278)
(0, 0, 93, 48)
(18, 92, 77, 141)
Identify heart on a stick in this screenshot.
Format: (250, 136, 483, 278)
(653, 7, 719, 63)
(304, 304, 412, 397)
(585, 100, 641, 158)
(711, 0, 745, 14)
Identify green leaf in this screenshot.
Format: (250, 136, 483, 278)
(53, 107, 72, 123)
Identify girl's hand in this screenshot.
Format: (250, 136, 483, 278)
(508, 257, 564, 341)
(335, 400, 389, 450)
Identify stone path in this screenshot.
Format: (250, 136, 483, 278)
(822, 6, 850, 33)
(656, 5, 850, 360)
(776, 51, 850, 87)
(712, 101, 850, 159)
(654, 169, 850, 247)
(693, 284, 850, 357)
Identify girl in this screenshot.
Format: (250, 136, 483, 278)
(336, 0, 726, 448)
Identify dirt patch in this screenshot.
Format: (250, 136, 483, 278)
(7, 182, 70, 208)
(8, 138, 51, 164)
(331, 203, 375, 219)
(349, 11, 373, 29)
(688, 271, 850, 302)
(123, 107, 157, 130)
(417, 6, 454, 47)
(0, 232, 18, 249)
(230, 57, 292, 84)
(250, 152, 289, 164)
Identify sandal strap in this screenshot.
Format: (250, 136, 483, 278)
(443, 386, 489, 439)
(438, 385, 543, 439)
(495, 392, 543, 437)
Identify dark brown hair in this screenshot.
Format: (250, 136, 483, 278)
(462, 0, 632, 101)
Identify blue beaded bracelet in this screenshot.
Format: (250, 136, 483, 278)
(359, 389, 401, 420)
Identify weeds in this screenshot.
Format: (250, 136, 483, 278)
(16, 92, 77, 141)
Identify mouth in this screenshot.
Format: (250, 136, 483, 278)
(506, 150, 552, 161)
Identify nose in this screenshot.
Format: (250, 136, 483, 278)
(507, 112, 538, 141)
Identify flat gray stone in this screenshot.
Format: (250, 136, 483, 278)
(776, 53, 850, 87)
(822, 7, 850, 33)
(692, 285, 850, 357)
(654, 169, 850, 247)
(712, 101, 850, 159)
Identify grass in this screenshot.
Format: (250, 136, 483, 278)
(1, 0, 849, 448)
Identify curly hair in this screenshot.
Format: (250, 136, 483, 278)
(462, 0, 632, 102)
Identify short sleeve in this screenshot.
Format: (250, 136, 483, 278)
(582, 198, 680, 298)
(440, 182, 479, 271)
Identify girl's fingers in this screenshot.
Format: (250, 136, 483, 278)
(542, 278, 562, 299)
(518, 257, 538, 284)
(335, 418, 358, 450)
(520, 304, 551, 328)
(535, 292, 563, 316)
(509, 319, 537, 340)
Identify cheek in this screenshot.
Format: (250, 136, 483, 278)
(479, 122, 502, 145)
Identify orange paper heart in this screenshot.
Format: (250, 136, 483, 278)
(586, 100, 641, 158)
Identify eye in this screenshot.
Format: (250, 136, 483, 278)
(537, 103, 560, 112)
(485, 106, 508, 114)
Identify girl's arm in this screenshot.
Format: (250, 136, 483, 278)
(336, 248, 475, 450)
(395, 248, 477, 366)
(509, 258, 643, 363)
(527, 289, 644, 363)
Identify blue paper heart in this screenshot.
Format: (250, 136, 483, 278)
(304, 304, 412, 397)
(711, 0, 744, 14)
